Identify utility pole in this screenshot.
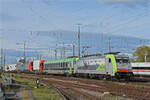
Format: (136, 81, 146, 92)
(3, 54, 5, 71)
(60, 44, 64, 58)
(145, 55, 147, 62)
(143, 40, 146, 46)
(54, 49, 57, 59)
(72, 44, 75, 56)
(108, 37, 111, 52)
(61, 49, 63, 58)
(101, 33, 104, 54)
(24, 41, 26, 63)
(77, 24, 81, 58)
(145, 51, 148, 62)
(40, 54, 42, 60)
(62, 43, 66, 58)
(16, 41, 26, 63)
(1, 48, 3, 70)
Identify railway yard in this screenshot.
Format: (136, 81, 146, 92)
(1, 52, 150, 100)
(1, 48, 150, 100)
(2, 0, 150, 100)
(8, 73, 150, 100)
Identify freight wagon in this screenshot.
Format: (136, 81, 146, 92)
(4, 64, 16, 72)
(33, 60, 46, 72)
(28, 61, 33, 71)
(23, 62, 29, 71)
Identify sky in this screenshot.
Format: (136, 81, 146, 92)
(0, 0, 150, 63)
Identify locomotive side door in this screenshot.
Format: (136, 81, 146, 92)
(105, 58, 114, 76)
(69, 62, 72, 74)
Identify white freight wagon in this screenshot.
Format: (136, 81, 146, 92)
(5, 64, 17, 72)
(33, 60, 40, 71)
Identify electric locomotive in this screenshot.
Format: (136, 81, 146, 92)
(74, 52, 133, 80)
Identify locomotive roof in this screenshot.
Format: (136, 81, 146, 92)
(115, 53, 129, 58)
(82, 53, 102, 57)
(104, 52, 120, 55)
(80, 55, 104, 60)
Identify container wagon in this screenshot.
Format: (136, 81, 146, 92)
(33, 60, 46, 72)
(28, 61, 33, 71)
(4, 64, 16, 72)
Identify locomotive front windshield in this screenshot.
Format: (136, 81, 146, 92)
(116, 58, 130, 64)
(115, 56, 131, 69)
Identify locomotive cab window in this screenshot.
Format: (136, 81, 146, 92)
(116, 59, 129, 64)
(109, 58, 111, 63)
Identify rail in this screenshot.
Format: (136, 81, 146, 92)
(49, 84, 77, 100)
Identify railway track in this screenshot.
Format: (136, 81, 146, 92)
(43, 77, 150, 100)
(16, 74, 96, 100)
(44, 81, 98, 100)
(15, 73, 150, 100)
(51, 85, 77, 100)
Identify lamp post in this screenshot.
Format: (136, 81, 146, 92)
(77, 24, 81, 58)
(1, 48, 3, 71)
(0, 36, 3, 71)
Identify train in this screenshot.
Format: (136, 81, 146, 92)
(25, 52, 133, 80)
(6, 53, 150, 79)
(131, 62, 150, 76)
(4, 52, 134, 80)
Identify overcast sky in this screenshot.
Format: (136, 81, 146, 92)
(0, 0, 150, 50)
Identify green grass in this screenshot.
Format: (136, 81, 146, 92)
(14, 77, 63, 100)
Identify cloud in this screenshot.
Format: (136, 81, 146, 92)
(100, 0, 150, 5)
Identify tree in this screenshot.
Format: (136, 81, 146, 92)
(130, 58, 135, 62)
(133, 46, 150, 62)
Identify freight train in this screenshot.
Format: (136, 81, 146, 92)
(25, 52, 133, 80)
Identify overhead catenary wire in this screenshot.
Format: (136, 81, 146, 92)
(21, 0, 52, 28)
(104, 8, 149, 29)
(103, 9, 150, 35)
(20, 0, 60, 59)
